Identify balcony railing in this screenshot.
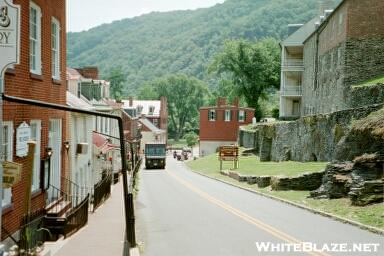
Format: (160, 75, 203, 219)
(281, 86, 302, 96)
(282, 58, 304, 67)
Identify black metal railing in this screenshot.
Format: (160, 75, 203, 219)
(126, 157, 142, 247)
(130, 157, 142, 190)
(64, 194, 89, 237)
(46, 185, 71, 217)
(60, 176, 89, 208)
(19, 209, 48, 253)
(93, 170, 112, 212)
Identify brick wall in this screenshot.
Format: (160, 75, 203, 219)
(2, 0, 67, 238)
(199, 105, 254, 142)
(318, 2, 348, 55)
(302, 0, 384, 115)
(347, 0, 384, 39)
(159, 96, 167, 133)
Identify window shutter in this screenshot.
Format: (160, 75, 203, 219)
(244, 111, 247, 121)
(230, 110, 232, 121)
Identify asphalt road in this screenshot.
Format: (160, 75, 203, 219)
(136, 155, 383, 256)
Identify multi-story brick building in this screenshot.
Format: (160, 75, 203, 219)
(1, 0, 67, 245)
(199, 98, 254, 156)
(280, 0, 384, 118)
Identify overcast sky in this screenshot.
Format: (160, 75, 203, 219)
(66, 0, 225, 32)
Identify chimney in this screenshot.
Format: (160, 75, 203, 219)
(318, 0, 333, 16)
(128, 96, 133, 107)
(160, 96, 167, 112)
(216, 97, 226, 107)
(232, 97, 239, 107)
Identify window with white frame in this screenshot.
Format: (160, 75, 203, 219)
(2, 122, 13, 207)
(29, 2, 42, 74)
(208, 109, 216, 121)
(51, 18, 60, 80)
(238, 110, 245, 122)
(30, 120, 41, 192)
(224, 110, 231, 122)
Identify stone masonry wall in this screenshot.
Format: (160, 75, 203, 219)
(349, 83, 384, 108)
(239, 104, 383, 162)
(238, 129, 258, 149)
(344, 38, 384, 86)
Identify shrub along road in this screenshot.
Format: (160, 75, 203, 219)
(136, 155, 383, 256)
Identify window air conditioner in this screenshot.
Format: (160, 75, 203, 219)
(76, 143, 89, 154)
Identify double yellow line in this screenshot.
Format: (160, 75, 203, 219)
(167, 170, 331, 256)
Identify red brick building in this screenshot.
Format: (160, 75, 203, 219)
(199, 98, 254, 156)
(301, 0, 384, 115)
(2, 0, 67, 244)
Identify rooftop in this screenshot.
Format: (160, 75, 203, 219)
(122, 99, 161, 117)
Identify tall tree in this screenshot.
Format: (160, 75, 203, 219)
(145, 74, 209, 141)
(106, 66, 126, 101)
(209, 38, 280, 120)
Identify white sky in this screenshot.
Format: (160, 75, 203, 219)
(66, 0, 225, 32)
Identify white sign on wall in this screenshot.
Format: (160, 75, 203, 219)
(0, 0, 20, 78)
(16, 122, 31, 157)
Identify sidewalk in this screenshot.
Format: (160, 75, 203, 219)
(43, 177, 138, 256)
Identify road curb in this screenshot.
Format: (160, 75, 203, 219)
(190, 169, 384, 236)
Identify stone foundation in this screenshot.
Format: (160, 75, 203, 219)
(270, 171, 325, 191)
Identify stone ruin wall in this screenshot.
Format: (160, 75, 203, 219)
(239, 103, 384, 162)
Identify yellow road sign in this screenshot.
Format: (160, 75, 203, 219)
(2, 161, 22, 188)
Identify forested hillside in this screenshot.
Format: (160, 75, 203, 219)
(67, 0, 330, 95)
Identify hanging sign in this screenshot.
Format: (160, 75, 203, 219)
(16, 122, 31, 157)
(2, 161, 22, 188)
(0, 0, 20, 78)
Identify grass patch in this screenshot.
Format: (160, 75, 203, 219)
(187, 153, 327, 177)
(186, 154, 384, 230)
(351, 107, 384, 137)
(354, 74, 384, 87)
(168, 139, 188, 149)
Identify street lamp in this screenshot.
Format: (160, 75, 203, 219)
(46, 147, 53, 158)
(63, 141, 70, 151)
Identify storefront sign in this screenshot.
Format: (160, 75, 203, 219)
(16, 122, 31, 157)
(2, 161, 22, 188)
(219, 145, 239, 161)
(0, 0, 20, 77)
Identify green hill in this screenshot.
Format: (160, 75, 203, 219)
(67, 0, 332, 95)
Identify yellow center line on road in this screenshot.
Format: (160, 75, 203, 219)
(166, 170, 332, 256)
